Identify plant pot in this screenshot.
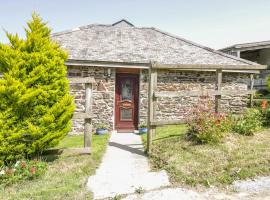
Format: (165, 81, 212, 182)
(138, 127, 147, 134)
(96, 128, 108, 135)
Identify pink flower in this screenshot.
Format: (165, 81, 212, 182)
(6, 168, 13, 176)
(261, 100, 267, 110)
(30, 167, 36, 175)
(21, 161, 27, 169)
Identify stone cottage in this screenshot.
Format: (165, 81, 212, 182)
(51, 19, 265, 133)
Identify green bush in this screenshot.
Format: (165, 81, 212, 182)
(139, 123, 147, 128)
(0, 159, 47, 185)
(261, 108, 270, 126)
(96, 123, 108, 130)
(258, 100, 270, 126)
(253, 99, 270, 109)
(186, 97, 231, 144)
(232, 108, 262, 135)
(0, 13, 75, 164)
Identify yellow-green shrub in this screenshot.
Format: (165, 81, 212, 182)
(0, 13, 75, 164)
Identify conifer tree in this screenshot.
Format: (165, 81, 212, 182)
(0, 13, 75, 164)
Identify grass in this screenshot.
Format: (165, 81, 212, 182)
(142, 125, 270, 187)
(57, 134, 85, 148)
(0, 134, 109, 200)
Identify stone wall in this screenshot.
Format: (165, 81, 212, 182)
(139, 70, 249, 124)
(139, 69, 149, 125)
(68, 66, 250, 134)
(68, 66, 115, 134)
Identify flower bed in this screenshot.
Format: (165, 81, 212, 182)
(186, 97, 231, 144)
(0, 160, 47, 185)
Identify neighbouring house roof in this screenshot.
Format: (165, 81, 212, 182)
(220, 40, 270, 52)
(52, 19, 258, 66)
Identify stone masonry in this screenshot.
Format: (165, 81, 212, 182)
(68, 66, 250, 134)
(69, 66, 115, 134)
(139, 70, 249, 124)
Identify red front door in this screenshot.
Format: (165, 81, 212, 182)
(115, 73, 139, 132)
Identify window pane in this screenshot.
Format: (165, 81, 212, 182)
(121, 108, 132, 120)
(121, 80, 132, 101)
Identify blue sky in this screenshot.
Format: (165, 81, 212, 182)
(1, 0, 270, 49)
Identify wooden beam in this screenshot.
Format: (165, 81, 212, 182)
(65, 59, 150, 69)
(154, 90, 254, 98)
(216, 90, 254, 95)
(153, 63, 267, 70)
(215, 69, 222, 113)
(151, 119, 185, 126)
(65, 59, 269, 73)
(69, 77, 95, 84)
(249, 74, 254, 107)
(73, 113, 92, 119)
(84, 83, 93, 148)
(84, 119, 92, 148)
(147, 66, 157, 154)
(152, 64, 158, 138)
(65, 59, 268, 72)
(167, 69, 261, 74)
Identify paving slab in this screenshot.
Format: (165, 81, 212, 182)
(123, 187, 270, 200)
(233, 177, 270, 193)
(87, 132, 170, 199)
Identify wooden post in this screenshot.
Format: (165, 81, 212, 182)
(215, 69, 222, 113)
(147, 65, 157, 154)
(70, 77, 94, 153)
(249, 74, 254, 107)
(152, 64, 158, 138)
(84, 83, 92, 148)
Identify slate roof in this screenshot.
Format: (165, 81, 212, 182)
(52, 20, 257, 66)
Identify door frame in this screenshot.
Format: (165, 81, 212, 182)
(114, 71, 139, 132)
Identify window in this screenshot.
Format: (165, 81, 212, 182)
(121, 79, 132, 101)
(120, 108, 132, 120)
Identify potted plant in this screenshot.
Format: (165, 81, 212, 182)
(138, 123, 147, 134)
(96, 123, 108, 135)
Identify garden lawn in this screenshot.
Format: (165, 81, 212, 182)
(0, 134, 109, 200)
(142, 125, 270, 187)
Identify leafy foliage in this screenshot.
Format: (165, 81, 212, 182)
(232, 108, 262, 135)
(0, 159, 47, 186)
(267, 75, 270, 94)
(186, 97, 231, 144)
(1, 134, 109, 200)
(96, 123, 108, 130)
(0, 13, 75, 164)
(143, 125, 270, 187)
(258, 100, 270, 126)
(139, 122, 147, 128)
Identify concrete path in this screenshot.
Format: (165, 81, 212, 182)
(123, 187, 270, 200)
(123, 177, 270, 200)
(87, 132, 270, 199)
(87, 132, 170, 199)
